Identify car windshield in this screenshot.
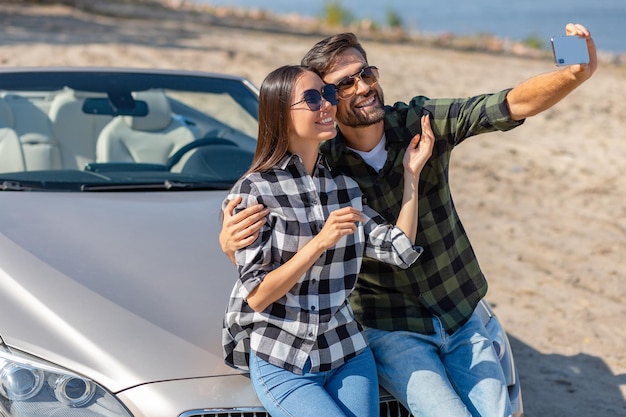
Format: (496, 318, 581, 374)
(0, 68, 259, 191)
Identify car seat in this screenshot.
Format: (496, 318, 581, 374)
(0, 98, 27, 173)
(95, 89, 195, 164)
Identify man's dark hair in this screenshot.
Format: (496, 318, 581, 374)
(301, 33, 368, 78)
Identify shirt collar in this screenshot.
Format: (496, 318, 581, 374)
(321, 107, 405, 162)
(277, 152, 330, 173)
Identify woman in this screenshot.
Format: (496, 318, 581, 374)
(222, 65, 433, 417)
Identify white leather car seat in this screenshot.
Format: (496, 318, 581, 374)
(1, 93, 61, 171)
(49, 89, 113, 170)
(95, 89, 195, 164)
(0, 98, 26, 173)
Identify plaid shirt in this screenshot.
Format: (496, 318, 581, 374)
(223, 153, 422, 375)
(320, 90, 524, 334)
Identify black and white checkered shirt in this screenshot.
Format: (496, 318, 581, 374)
(222, 153, 422, 375)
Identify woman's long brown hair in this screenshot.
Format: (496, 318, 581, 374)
(246, 65, 309, 174)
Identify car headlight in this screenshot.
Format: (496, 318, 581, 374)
(484, 314, 516, 388)
(50, 374, 96, 406)
(0, 363, 44, 401)
(0, 346, 132, 417)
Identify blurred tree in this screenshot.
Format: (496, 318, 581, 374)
(322, 0, 355, 27)
(524, 32, 545, 49)
(386, 8, 403, 29)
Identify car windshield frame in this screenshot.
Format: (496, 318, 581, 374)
(0, 67, 259, 191)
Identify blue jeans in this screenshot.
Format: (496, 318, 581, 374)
(249, 347, 379, 417)
(364, 310, 512, 417)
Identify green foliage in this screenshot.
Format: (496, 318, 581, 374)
(524, 33, 545, 50)
(386, 8, 403, 29)
(320, 1, 403, 31)
(321, 0, 355, 27)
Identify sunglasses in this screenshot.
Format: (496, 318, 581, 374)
(334, 66, 379, 100)
(290, 84, 338, 111)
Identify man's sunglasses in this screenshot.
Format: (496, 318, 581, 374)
(290, 84, 338, 111)
(334, 66, 379, 100)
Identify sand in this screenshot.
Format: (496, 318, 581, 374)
(2, 2, 625, 416)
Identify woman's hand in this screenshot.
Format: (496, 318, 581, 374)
(403, 115, 435, 180)
(314, 206, 364, 250)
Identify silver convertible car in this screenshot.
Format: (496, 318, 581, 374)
(0, 67, 522, 417)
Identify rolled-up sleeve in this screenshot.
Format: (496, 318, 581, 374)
(361, 205, 423, 269)
(224, 180, 273, 300)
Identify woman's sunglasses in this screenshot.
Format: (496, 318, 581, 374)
(290, 84, 338, 111)
(334, 66, 379, 100)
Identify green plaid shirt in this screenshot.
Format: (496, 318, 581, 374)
(320, 90, 523, 334)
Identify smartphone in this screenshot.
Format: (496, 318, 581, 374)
(551, 36, 589, 66)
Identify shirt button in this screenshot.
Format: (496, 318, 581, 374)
(308, 332, 314, 337)
(310, 306, 316, 311)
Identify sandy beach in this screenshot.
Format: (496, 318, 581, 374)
(1, 2, 625, 416)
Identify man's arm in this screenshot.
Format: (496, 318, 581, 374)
(219, 196, 268, 264)
(506, 23, 597, 121)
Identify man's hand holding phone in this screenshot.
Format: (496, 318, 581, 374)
(551, 23, 596, 74)
(551, 35, 589, 66)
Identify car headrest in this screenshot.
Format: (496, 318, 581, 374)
(123, 90, 171, 132)
(0, 98, 15, 128)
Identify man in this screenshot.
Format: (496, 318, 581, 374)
(220, 23, 596, 417)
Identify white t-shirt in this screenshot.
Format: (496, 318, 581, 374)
(348, 134, 387, 172)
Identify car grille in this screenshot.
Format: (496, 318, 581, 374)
(180, 398, 412, 417)
(380, 398, 412, 417)
(180, 411, 266, 417)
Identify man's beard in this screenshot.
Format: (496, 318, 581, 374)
(336, 90, 385, 128)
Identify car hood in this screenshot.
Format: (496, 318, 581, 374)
(0, 191, 242, 393)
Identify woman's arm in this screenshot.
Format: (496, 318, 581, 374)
(395, 115, 434, 242)
(245, 206, 364, 312)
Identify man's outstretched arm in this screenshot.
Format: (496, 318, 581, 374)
(506, 23, 597, 121)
